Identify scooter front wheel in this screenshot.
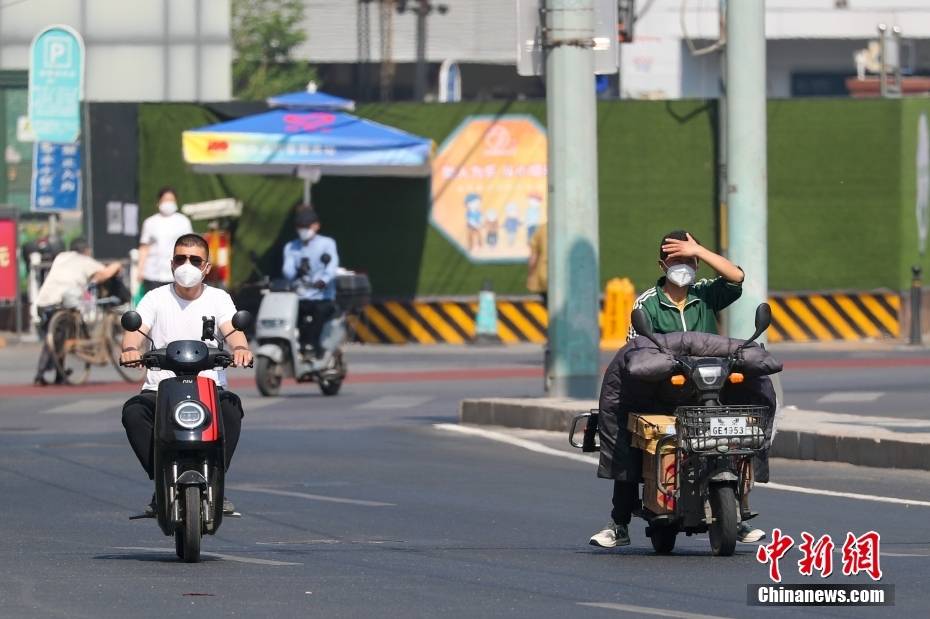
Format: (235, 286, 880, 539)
(708, 484, 738, 557)
(649, 523, 678, 554)
(255, 356, 282, 397)
(179, 486, 202, 563)
(319, 378, 342, 396)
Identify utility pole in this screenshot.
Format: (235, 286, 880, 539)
(545, 0, 601, 398)
(379, 0, 396, 101)
(717, 0, 728, 334)
(725, 0, 767, 339)
(414, 0, 427, 100)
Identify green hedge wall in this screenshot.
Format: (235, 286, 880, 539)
(137, 98, 911, 298)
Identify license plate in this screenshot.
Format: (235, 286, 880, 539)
(709, 417, 748, 436)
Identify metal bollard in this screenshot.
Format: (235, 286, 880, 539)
(910, 265, 922, 345)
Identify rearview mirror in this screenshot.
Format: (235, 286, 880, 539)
(754, 303, 772, 334)
(738, 303, 773, 349)
(631, 308, 666, 351)
(631, 308, 654, 338)
(121, 311, 142, 332)
(231, 310, 252, 332)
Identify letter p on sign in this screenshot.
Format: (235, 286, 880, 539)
(45, 36, 72, 68)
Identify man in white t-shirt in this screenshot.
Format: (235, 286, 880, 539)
(137, 186, 193, 293)
(33, 237, 123, 385)
(120, 233, 252, 514)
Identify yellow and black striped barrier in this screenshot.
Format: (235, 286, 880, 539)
(348, 299, 548, 344)
(348, 291, 900, 345)
(767, 291, 899, 343)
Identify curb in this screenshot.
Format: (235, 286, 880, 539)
(459, 398, 930, 471)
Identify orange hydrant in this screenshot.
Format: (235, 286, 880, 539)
(600, 277, 635, 350)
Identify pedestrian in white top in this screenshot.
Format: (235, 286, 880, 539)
(137, 186, 193, 293)
(33, 237, 123, 385)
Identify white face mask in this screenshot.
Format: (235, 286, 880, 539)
(173, 262, 205, 288)
(298, 228, 316, 242)
(665, 263, 696, 287)
(159, 201, 178, 216)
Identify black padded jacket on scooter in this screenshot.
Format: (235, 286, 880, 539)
(596, 332, 782, 483)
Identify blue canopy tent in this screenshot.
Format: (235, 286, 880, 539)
(182, 92, 432, 203)
(266, 90, 355, 111)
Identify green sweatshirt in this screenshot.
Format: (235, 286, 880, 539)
(629, 275, 743, 338)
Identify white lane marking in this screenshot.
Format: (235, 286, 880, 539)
(113, 546, 301, 566)
(434, 424, 930, 508)
(817, 391, 884, 404)
(230, 484, 396, 507)
(578, 602, 733, 619)
(357, 395, 433, 410)
(763, 482, 930, 507)
(43, 398, 120, 414)
(434, 423, 596, 465)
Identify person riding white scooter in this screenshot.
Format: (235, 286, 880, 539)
(283, 206, 340, 359)
(253, 206, 354, 396)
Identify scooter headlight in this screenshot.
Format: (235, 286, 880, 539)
(174, 401, 207, 429)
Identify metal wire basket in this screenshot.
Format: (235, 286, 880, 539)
(675, 405, 769, 455)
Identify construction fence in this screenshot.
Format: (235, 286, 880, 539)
(347, 290, 901, 345)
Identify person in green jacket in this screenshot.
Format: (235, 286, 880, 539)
(589, 229, 766, 548)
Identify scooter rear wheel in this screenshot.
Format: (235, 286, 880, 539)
(255, 356, 282, 397)
(709, 485, 738, 557)
(180, 486, 202, 563)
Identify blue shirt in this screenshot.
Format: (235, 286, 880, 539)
(282, 235, 340, 300)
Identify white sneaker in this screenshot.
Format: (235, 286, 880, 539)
(589, 521, 630, 548)
(737, 521, 766, 543)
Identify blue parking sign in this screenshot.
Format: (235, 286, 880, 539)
(31, 141, 82, 212)
(29, 25, 84, 144)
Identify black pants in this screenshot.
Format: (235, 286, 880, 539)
(121, 390, 244, 480)
(298, 300, 336, 357)
(34, 306, 62, 381)
(611, 481, 638, 525)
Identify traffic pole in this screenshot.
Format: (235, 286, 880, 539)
(545, 0, 601, 398)
(910, 265, 922, 345)
(725, 0, 768, 340)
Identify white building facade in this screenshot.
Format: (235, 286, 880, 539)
(297, 0, 930, 100)
(625, 0, 930, 99)
(0, 0, 231, 102)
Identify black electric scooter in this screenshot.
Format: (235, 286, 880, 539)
(121, 309, 251, 562)
(570, 304, 779, 556)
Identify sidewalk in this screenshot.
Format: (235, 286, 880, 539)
(459, 398, 930, 471)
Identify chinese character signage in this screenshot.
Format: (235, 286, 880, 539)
(28, 25, 84, 144)
(0, 218, 18, 302)
(757, 529, 883, 583)
(31, 141, 81, 212)
(430, 115, 547, 264)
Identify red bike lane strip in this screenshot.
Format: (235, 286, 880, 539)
(3, 356, 928, 399)
(0, 366, 543, 399)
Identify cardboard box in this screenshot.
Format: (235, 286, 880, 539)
(627, 414, 677, 440)
(642, 448, 677, 514)
(628, 413, 677, 453)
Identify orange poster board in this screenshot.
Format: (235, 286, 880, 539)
(430, 115, 547, 263)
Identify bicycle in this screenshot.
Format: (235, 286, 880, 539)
(47, 293, 147, 385)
